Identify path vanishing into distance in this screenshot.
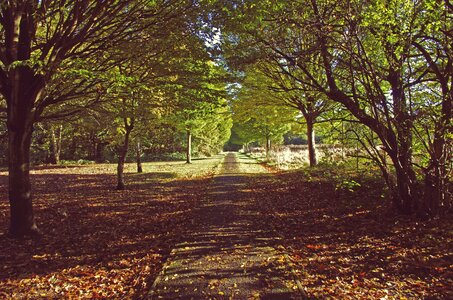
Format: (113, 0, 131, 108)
(148, 152, 305, 299)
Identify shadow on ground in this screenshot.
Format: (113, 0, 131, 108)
(0, 170, 214, 298)
(0, 154, 285, 299)
(246, 170, 452, 299)
(2, 155, 447, 299)
(148, 153, 302, 299)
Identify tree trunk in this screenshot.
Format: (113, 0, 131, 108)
(421, 78, 452, 217)
(393, 164, 414, 214)
(5, 63, 44, 237)
(244, 142, 250, 153)
(8, 122, 39, 236)
(186, 130, 192, 164)
(117, 125, 132, 190)
(95, 142, 107, 163)
(136, 140, 143, 173)
(389, 70, 416, 214)
(421, 132, 451, 217)
(56, 125, 62, 163)
(413, 25, 452, 217)
(68, 138, 78, 160)
(316, 19, 417, 216)
(422, 168, 439, 218)
(49, 125, 62, 164)
(265, 136, 271, 161)
(306, 117, 317, 167)
(6, 75, 43, 236)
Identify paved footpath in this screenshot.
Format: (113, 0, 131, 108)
(147, 152, 304, 299)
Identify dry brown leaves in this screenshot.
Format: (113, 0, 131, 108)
(248, 170, 452, 299)
(1, 162, 451, 299)
(0, 164, 212, 299)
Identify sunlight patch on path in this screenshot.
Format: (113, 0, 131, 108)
(219, 152, 269, 175)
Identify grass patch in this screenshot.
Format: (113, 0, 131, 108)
(236, 153, 269, 174)
(138, 154, 225, 179)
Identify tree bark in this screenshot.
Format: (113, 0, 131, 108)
(311, 4, 418, 215)
(186, 130, 192, 164)
(117, 121, 133, 190)
(393, 163, 414, 214)
(68, 138, 78, 160)
(389, 70, 416, 214)
(4, 60, 44, 237)
(89, 131, 97, 161)
(8, 121, 39, 236)
(413, 26, 452, 217)
(265, 136, 271, 160)
(306, 117, 317, 167)
(421, 126, 451, 217)
(5, 70, 43, 236)
(136, 139, 143, 173)
(244, 142, 250, 153)
(95, 142, 107, 163)
(49, 125, 62, 164)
